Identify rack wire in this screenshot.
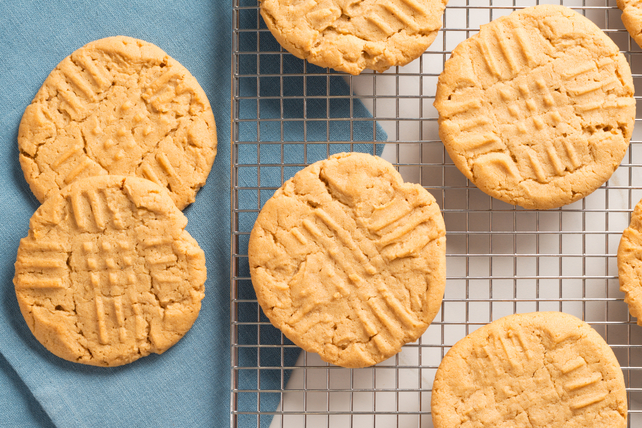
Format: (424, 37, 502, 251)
(231, 0, 642, 426)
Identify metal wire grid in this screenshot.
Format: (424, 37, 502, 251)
(231, 0, 642, 426)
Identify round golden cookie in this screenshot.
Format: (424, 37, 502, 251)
(432, 312, 627, 428)
(617, 198, 642, 325)
(260, 0, 447, 75)
(434, 5, 635, 210)
(248, 152, 446, 368)
(617, 0, 642, 49)
(13, 175, 206, 367)
(18, 36, 217, 210)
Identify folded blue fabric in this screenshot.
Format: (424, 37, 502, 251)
(0, 353, 54, 428)
(0, 2, 231, 427)
(0, 1, 385, 427)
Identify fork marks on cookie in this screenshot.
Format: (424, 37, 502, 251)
(476, 22, 534, 80)
(15, 239, 67, 290)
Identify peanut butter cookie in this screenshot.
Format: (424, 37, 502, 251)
(260, 0, 447, 74)
(617, 0, 642, 49)
(18, 36, 217, 210)
(432, 312, 627, 428)
(435, 5, 635, 210)
(248, 152, 446, 368)
(14, 175, 206, 366)
(617, 197, 642, 325)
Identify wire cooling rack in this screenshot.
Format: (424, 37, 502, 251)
(231, 0, 642, 426)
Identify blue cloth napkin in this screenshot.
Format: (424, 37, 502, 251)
(0, 2, 230, 427)
(0, 1, 385, 427)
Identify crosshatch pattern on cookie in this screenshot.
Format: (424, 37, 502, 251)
(13, 176, 206, 367)
(435, 5, 635, 210)
(248, 153, 446, 368)
(18, 36, 217, 210)
(260, 0, 448, 74)
(431, 312, 627, 428)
